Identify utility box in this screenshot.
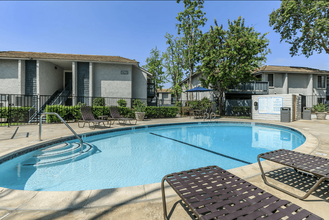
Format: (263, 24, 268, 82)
(280, 107, 291, 122)
(303, 107, 311, 120)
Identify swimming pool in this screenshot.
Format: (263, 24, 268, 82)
(0, 122, 305, 191)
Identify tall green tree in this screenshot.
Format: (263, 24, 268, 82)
(198, 17, 270, 115)
(269, 0, 329, 57)
(143, 47, 166, 106)
(162, 33, 185, 102)
(176, 0, 207, 100)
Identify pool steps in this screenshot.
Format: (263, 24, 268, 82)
(41, 143, 70, 152)
(23, 142, 94, 167)
(34, 143, 81, 158)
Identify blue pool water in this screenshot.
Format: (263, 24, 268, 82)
(0, 123, 305, 191)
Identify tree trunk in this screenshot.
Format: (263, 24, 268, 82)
(155, 91, 158, 106)
(218, 89, 225, 116)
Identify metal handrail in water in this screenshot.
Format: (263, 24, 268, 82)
(39, 112, 83, 152)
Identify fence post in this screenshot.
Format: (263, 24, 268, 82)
(181, 98, 183, 117)
(8, 95, 11, 128)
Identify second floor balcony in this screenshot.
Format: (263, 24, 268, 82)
(226, 81, 269, 95)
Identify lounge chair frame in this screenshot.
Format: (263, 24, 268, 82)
(78, 106, 111, 130)
(162, 165, 322, 220)
(258, 149, 329, 200)
(109, 106, 137, 125)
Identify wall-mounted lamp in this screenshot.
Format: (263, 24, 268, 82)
(254, 101, 258, 111)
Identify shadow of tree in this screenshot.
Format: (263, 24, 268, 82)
(265, 167, 329, 202)
(167, 200, 197, 220)
(20, 185, 181, 220)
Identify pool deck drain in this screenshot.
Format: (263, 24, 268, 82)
(0, 118, 328, 219)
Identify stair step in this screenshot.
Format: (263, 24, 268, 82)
(36, 143, 81, 158)
(42, 143, 69, 152)
(23, 143, 93, 167)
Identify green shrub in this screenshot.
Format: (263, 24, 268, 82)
(133, 99, 146, 112)
(145, 106, 179, 118)
(313, 103, 328, 112)
(0, 107, 31, 122)
(93, 97, 105, 106)
(186, 100, 199, 109)
(232, 106, 251, 116)
(117, 99, 127, 107)
(44, 105, 179, 122)
(77, 102, 86, 107)
(200, 97, 212, 110)
(45, 105, 110, 123)
(133, 99, 142, 106)
(175, 101, 182, 107)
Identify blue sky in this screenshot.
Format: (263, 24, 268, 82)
(0, 1, 328, 88)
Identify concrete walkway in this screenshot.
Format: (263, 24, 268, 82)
(0, 117, 328, 219)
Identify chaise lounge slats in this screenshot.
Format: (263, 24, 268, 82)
(161, 165, 322, 220)
(109, 106, 137, 125)
(78, 106, 110, 129)
(258, 149, 329, 200)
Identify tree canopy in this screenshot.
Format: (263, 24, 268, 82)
(269, 0, 329, 57)
(176, 0, 207, 100)
(198, 17, 270, 114)
(142, 47, 166, 104)
(162, 33, 185, 102)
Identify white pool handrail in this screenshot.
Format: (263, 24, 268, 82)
(39, 112, 83, 152)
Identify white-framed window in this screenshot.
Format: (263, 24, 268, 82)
(318, 75, 326, 89)
(268, 74, 274, 87)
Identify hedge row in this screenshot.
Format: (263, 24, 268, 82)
(45, 105, 179, 123)
(0, 107, 32, 120)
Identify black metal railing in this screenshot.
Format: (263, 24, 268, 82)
(227, 81, 269, 95)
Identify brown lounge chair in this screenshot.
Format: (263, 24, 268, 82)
(258, 149, 329, 200)
(162, 165, 322, 220)
(109, 106, 137, 125)
(78, 106, 110, 129)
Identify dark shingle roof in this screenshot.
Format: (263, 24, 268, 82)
(0, 51, 139, 64)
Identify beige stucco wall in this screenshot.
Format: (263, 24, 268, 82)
(38, 61, 64, 95)
(93, 63, 132, 106)
(132, 66, 147, 100)
(0, 59, 20, 94)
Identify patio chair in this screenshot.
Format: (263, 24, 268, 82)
(258, 149, 329, 200)
(78, 106, 110, 129)
(203, 107, 216, 121)
(162, 165, 322, 220)
(109, 106, 137, 125)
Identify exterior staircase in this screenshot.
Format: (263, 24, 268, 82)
(28, 82, 72, 123)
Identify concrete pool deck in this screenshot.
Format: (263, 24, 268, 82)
(0, 117, 328, 219)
